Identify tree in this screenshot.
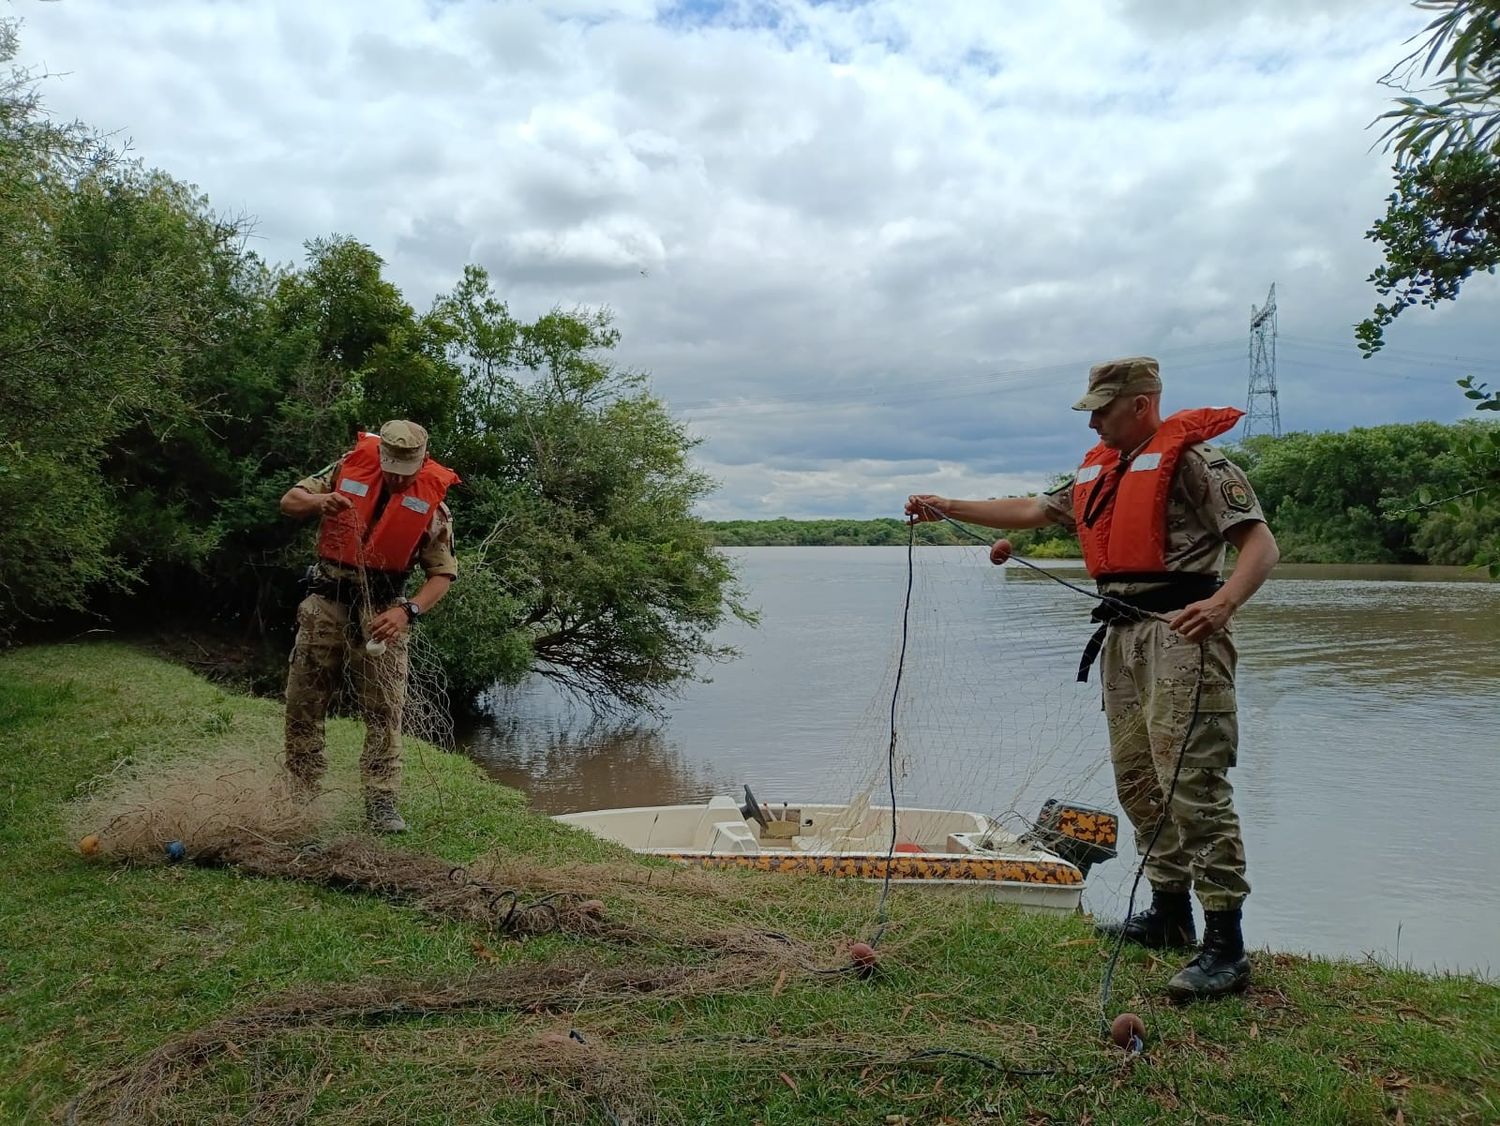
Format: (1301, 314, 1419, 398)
(1356, 3, 1500, 575)
(1229, 421, 1499, 570)
(1358, 1, 1500, 361)
(0, 20, 250, 629)
(101, 236, 466, 632)
(423, 267, 752, 710)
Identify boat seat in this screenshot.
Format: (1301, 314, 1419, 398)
(708, 820, 759, 855)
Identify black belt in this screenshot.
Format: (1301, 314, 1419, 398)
(307, 570, 408, 607)
(1076, 573, 1224, 683)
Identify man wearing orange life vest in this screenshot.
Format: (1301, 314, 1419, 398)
(279, 420, 460, 833)
(906, 357, 1280, 1001)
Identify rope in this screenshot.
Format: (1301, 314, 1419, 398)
(916, 507, 1170, 624)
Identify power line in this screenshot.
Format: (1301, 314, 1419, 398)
(1279, 333, 1500, 373)
(669, 328, 1494, 424)
(672, 338, 1245, 418)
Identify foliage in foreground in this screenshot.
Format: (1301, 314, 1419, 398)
(1, 644, 1497, 1123)
(1232, 420, 1500, 570)
(1360, 0, 1500, 359)
(0, 21, 744, 710)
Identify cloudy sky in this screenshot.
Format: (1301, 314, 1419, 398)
(15, 0, 1500, 517)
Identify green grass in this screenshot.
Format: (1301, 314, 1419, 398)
(1, 642, 1496, 1123)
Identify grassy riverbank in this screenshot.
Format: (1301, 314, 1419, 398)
(2, 644, 1496, 1123)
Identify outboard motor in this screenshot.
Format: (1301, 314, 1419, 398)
(1023, 798, 1118, 877)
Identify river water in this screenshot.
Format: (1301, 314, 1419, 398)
(460, 547, 1500, 978)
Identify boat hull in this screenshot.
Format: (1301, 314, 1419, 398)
(553, 796, 1088, 914)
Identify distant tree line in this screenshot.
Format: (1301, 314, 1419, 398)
(706, 517, 1079, 555)
(709, 419, 1500, 570)
(0, 22, 746, 709)
(1231, 421, 1499, 569)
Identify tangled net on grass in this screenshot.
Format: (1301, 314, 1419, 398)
(65, 757, 916, 1121)
(205, 836, 642, 940)
(68, 963, 1125, 1125)
(67, 749, 859, 960)
(64, 960, 702, 1125)
(68, 754, 340, 861)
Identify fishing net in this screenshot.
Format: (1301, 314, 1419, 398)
(67, 753, 340, 862)
(798, 538, 1116, 852)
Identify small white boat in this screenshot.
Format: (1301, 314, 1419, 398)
(554, 788, 1118, 915)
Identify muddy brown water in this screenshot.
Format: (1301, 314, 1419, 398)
(461, 547, 1500, 977)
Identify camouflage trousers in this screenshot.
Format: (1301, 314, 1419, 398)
(284, 594, 408, 798)
(1101, 618, 1250, 911)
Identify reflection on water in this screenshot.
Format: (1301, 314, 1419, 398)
(464, 702, 723, 810)
(460, 547, 1500, 977)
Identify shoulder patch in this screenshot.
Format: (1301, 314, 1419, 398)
(1186, 441, 1230, 467)
(1044, 477, 1075, 496)
(1221, 479, 1253, 512)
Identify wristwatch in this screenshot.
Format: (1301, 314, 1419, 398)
(401, 600, 422, 623)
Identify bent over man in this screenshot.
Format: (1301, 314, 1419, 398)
(280, 420, 460, 833)
(907, 357, 1279, 1001)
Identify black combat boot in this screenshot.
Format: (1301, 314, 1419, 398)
(365, 792, 408, 834)
(1167, 908, 1251, 1001)
(1096, 888, 1196, 949)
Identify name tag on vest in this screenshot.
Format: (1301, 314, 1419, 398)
(1076, 464, 1103, 483)
(400, 496, 431, 515)
(338, 478, 370, 497)
(1129, 453, 1162, 472)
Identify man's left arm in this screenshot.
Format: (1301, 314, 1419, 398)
(1169, 450, 1280, 642)
(1170, 522, 1280, 642)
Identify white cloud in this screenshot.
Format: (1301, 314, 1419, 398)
(14, 0, 1499, 517)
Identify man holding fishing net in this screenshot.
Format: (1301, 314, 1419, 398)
(906, 357, 1279, 1001)
(279, 420, 460, 833)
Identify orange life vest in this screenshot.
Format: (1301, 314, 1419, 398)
(315, 433, 460, 574)
(1071, 407, 1243, 579)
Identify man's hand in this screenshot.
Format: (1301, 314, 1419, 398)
(280, 486, 356, 520)
(906, 494, 949, 523)
(366, 606, 410, 643)
(319, 492, 354, 516)
(1168, 597, 1234, 643)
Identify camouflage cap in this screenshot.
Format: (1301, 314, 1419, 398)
(1071, 357, 1163, 411)
(378, 420, 428, 474)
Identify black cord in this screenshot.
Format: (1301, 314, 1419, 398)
(918, 509, 1163, 624)
(871, 525, 918, 946)
(1096, 642, 1207, 1035)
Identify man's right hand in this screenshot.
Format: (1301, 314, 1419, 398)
(906, 494, 949, 523)
(319, 492, 354, 516)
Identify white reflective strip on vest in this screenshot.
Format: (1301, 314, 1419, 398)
(1129, 453, 1162, 472)
(400, 496, 431, 514)
(339, 478, 371, 497)
(1076, 464, 1103, 483)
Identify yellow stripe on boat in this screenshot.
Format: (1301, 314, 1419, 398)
(659, 851, 1084, 884)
